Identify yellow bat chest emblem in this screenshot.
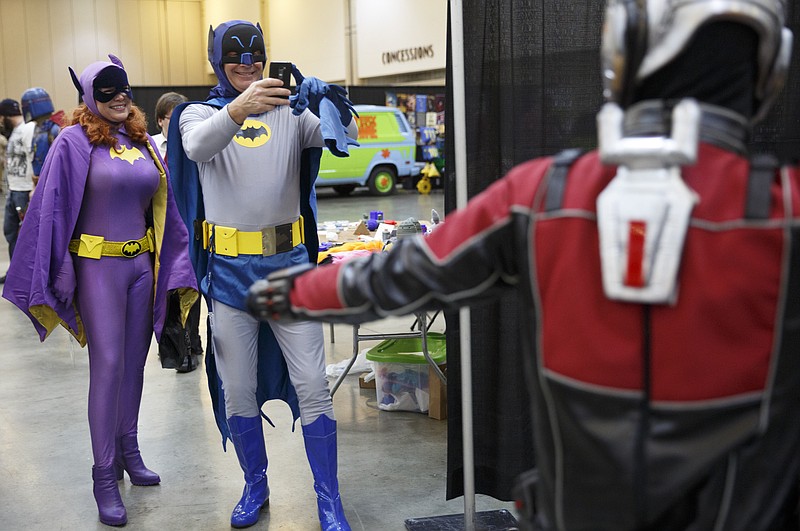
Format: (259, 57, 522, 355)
(234, 118, 271, 148)
(110, 145, 145, 164)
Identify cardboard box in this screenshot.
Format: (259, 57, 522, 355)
(359, 374, 376, 389)
(366, 334, 446, 414)
(428, 363, 447, 420)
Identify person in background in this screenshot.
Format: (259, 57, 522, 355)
(0, 119, 8, 196)
(21, 87, 61, 186)
(152, 91, 187, 159)
(2, 55, 198, 527)
(151, 90, 203, 373)
(169, 19, 357, 530)
(247, 1, 800, 530)
(1, 98, 35, 284)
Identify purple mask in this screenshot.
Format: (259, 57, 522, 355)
(69, 54, 132, 117)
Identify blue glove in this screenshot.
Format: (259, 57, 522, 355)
(288, 65, 359, 157)
(290, 65, 358, 126)
(319, 98, 360, 157)
(289, 65, 323, 116)
(325, 83, 358, 127)
(290, 77, 326, 117)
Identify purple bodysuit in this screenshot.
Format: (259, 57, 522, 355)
(73, 134, 160, 467)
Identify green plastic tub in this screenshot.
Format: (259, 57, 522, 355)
(366, 333, 446, 413)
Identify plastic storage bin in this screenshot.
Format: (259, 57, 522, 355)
(365, 333, 446, 413)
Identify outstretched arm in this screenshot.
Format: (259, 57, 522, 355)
(247, 173, 531, 324)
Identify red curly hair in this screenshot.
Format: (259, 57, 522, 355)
(69, 104, 150, 148)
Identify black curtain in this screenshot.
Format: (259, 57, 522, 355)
(444, 0, 800, 502)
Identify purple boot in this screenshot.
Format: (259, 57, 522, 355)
(92, 465, 127, 526)
(114, 433, 161, 485)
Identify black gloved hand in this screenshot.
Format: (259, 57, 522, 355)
(246, 263, 315, 321)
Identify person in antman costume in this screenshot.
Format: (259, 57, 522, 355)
(247, 1, 800, 530)
(167, 20, 358, 530)
(2, 55, 199, 526)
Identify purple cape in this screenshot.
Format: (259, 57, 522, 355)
(2, 124, 198, 345)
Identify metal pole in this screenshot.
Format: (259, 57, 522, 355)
(448, 0, 476, 529)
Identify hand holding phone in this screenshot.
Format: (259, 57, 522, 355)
(269, 61, 292, 99)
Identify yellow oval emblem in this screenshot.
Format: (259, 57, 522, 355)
(121, 240, 142, 257)
(234, 118, 271, 148)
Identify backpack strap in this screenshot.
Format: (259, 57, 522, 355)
(745, 153, 779, 220)
(48, 123, 60, 144)
(544, 148, 584, 212)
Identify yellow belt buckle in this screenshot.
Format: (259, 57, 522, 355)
(79, 234, 105, 259)
(215, 226, 239, 257)
(261, 226, 277, 256)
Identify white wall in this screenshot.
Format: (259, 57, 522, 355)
(354, 0, 446, 78)
(267, 0, 348, 82)
(0, 0, 207, 115)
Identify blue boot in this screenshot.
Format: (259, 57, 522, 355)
(227, 416, 270, 528)
(302, 415, 351, 531)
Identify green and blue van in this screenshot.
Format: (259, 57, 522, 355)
(317, 105, 424, 196)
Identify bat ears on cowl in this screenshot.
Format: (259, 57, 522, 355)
(108, 54, 125, 69)
(69, 67, 83, 105)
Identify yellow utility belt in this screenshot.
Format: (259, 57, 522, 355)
(68, 229, 154, 259)
(202, 218, 304, 257)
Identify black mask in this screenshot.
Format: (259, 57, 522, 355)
(93, 66, 133, 103)
(220, 24, 267, 66)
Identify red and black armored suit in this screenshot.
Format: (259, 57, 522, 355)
(285, 104, 800, 530)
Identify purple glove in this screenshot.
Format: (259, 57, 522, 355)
(52, 255, 76, 303)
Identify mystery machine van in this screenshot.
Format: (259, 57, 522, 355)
(317, 105, 424, 196)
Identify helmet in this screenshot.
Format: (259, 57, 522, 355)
(21, 87, 54, 122)
(600, 0, 793, 121)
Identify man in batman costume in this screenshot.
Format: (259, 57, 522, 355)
(168, 20, 358, 530)
(3, 55, 198, 526)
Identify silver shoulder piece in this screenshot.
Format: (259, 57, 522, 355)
(596, 99, 700, 304)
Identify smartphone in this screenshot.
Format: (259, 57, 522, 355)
(269, 61, 293, 98)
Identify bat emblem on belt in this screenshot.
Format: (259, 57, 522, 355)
(122, 240, 142, 257)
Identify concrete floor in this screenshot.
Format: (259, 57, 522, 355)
(0, 188, 516, 530)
